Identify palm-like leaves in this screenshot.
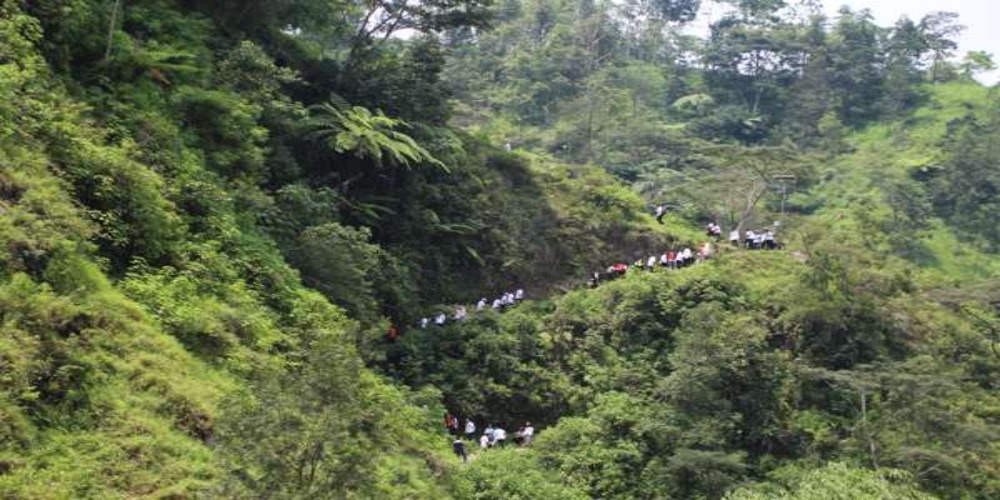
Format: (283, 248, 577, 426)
(308, 97, 447, 171)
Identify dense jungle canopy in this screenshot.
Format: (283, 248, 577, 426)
(1, 0, 999, 498)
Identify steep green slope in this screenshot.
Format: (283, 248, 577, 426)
(1, 0, 685, 497)
(403, 241, 999, 498)
(2, 4, 456, 497)
(802, 82, 1000, 284)
(436, 2, 1000, 498)
(3, 0, 1000, 498)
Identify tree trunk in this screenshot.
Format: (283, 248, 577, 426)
(104, 0, 122, 61)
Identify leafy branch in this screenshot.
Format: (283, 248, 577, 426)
(308, 95, 447, 171)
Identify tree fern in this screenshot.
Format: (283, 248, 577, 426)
(308, 96, 448, 172)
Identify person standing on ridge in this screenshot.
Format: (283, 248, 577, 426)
(453, 437, 468, 463)
(764, 230, 776, 250)
(655, 204, 667, 224)
(484, 424, 495, 447)
(464, 418, 476, 440)
(493, 426, 507, 448)
(522, 422, 534, 446)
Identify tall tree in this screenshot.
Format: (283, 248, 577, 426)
(919, 11, 963, 82)
(882, 17, 928, 116)
(828, 7, 885, 125)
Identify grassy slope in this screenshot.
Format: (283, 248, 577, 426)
(804, 82, 1000, 285)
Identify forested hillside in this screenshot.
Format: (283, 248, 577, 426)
(1, 0, 998, 498)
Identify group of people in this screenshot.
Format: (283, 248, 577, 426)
(392, 216, 785, 340)
(588, 242, 716, 287)
(446, 413, 535, 463)
(416, 289, 526, 330)
(586, 221, 785, 288)
(712, 223, 781, 250)
(730, 228, 780, 250)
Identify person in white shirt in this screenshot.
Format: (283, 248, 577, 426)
(730, 229, 740, 246)
(479, 433, 490, 449)
(521, 423, 534, 446)
(646, 255, 657, 270)
(660, 252, 670, 267)
(745, 230, 756, 249)
(454, 306, 467, 320)
(700, 242, 713, 261)
(493, 427, 507, 448)
(514, 289, 524, 301)
(434, 313, 447, 325)
(484, 424, 495, 446)
(464, 419, 476, 438)
(492, 298, 502, 310)
(476, 298, 487, 311)
(420, 317, 429, 329)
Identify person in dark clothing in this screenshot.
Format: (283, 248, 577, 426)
(655, 204, 667, 224)
(452, 437, 468, 463)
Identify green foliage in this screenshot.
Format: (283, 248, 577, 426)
(930, 105, 1000, 250)
(308, 97, 447, 170)
(459, 448, 588, 500)
(961, 51, 997, 78)
(726, 462, 936, 500)
(174, 86, 269, 179)
(4, 0, 1000, 498)
(216, 291, 450, 498)
(288, 222, 385, 322)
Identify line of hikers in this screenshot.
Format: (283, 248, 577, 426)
(702, 219, 782, 249)
(708, 222, 783, 250)
(446, 413, 535, 463)
(654, 203, 783, 249)
(388, 221, 784, 339)
(588, 224, 783, 287)
(386, 289, 526, 341)
(417, 289, 526, 329)
(589, 241, 715, 287)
